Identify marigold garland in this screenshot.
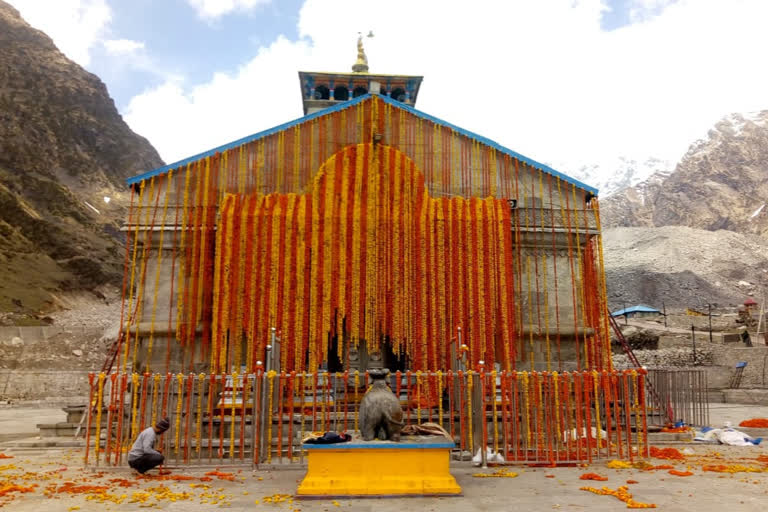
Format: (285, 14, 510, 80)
(739, 418, 768, 428)
(94, 373, 105, 460)
(208, 144, 521, 373)
(109, 96, 632, 471)
(649, 446, 685, 461)
(580, 473, 608, 481)
(580, 485, 656, 509)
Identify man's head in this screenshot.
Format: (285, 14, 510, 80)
(154, 417, 170, 434)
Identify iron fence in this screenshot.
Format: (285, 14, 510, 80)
(84, 369, 649, 468)
(646, 369, 709, 427)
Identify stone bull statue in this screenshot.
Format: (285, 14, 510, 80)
(358, 369, 404, 441)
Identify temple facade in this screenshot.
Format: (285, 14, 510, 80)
(119, 39, 611, 377)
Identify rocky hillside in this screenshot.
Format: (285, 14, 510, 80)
(603, 226, 768, 309)
(602, 111, 768, 233)
(0, 1, 162, 320)
(600, 111, 768, 309)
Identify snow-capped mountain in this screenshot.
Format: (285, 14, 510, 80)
(601, 110, 768, 234)
(554, 157, 672, 198)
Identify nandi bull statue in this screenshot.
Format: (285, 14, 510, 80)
(358, 368, 404, 441)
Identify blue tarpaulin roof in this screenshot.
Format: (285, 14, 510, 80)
(610, 305, 661, 317)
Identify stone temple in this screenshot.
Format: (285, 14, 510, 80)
(118, 37, 610, 377)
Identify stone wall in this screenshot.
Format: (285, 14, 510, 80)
(710, 345, 768, 388)
(0, 370, 90, 401)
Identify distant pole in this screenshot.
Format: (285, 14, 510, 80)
(708, 303, 713, 343)
(663, 302, 667, 328)
(691, 325, 697, 364)
(624, 302, 628, 325)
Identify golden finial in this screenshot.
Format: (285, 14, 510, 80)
(352, 31, 373, 73)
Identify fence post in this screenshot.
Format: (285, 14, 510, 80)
(470, 370, 486, 468)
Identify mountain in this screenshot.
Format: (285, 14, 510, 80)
(0, 1, 163, 319)
(601, 110, 768, 309)
(602, 111, 768, 232)
(559, 156, 671, 199)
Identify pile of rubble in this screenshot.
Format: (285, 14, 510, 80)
(612, 326, 660, 350)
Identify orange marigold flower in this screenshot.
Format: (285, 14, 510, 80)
(579, 473, 608, 481)
(649, 446, 685, 461)
(739, 419, 768, 428)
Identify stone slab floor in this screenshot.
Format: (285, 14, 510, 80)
(0, 444, 766, 511)
(2, 405, 768, 511)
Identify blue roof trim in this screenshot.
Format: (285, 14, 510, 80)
(376, 94, 598, 195)
(127, 93, 599, 195)
(126, 95, 370, 185)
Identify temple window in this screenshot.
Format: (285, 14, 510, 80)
(314, 85, 330, 100)
(334, 86, 349, 101)
(390, 87, 406, 102)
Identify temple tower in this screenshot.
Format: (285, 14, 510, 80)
(298, 34, 423, 115)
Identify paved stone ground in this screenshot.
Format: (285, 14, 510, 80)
(2, 405, 768, 511)
(1, 446, 768, 511)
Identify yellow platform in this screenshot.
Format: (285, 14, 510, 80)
(297, 435, 462, 497)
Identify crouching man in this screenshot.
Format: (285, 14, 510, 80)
(128, 417, 170, 474)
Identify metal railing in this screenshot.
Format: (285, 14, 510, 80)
(646, 369, 709, 427)
(84, 369, 648, 468)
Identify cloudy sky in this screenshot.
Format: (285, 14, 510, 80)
(8, 0, 768, 180)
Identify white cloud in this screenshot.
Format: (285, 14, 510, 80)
(7, 0, 111, 67)
(629, 0, 676, 22)
(103, 38, 145, 56)
(124, 36, 312, 161)
(186, 0, 271, 19)
(124, 0, 768, 187)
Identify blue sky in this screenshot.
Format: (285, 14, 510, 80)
(63, 0, 638, 110)
(9, 0, 768, 191)
(89, 0, 305, 109)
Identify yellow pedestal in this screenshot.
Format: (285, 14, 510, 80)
(297, 436, 462, 497)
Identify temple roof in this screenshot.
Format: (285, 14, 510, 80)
(126, 94, 598, 195)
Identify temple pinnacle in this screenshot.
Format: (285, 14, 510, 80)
(352, 31, 373, 73)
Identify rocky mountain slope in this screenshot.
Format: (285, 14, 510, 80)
(602, 111, 768, 233)
(601, 111, 768, 309)
(603, 226, 768, 309)
(0, 1, 162, 319)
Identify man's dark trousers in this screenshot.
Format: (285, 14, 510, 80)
(128, 452, 164, 473)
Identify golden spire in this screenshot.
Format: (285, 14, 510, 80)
(352, 31, 373, 73)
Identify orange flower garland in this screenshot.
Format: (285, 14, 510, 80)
(739, 418, 768, 428)
(118, 94, 616, 383)
(208, 144, 519, 373)
(580, 485, 656, 509)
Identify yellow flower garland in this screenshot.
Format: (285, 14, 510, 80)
(94, 372, 105, 461)
(521, 372, 531, 446)
(593, 370, 602, 454)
